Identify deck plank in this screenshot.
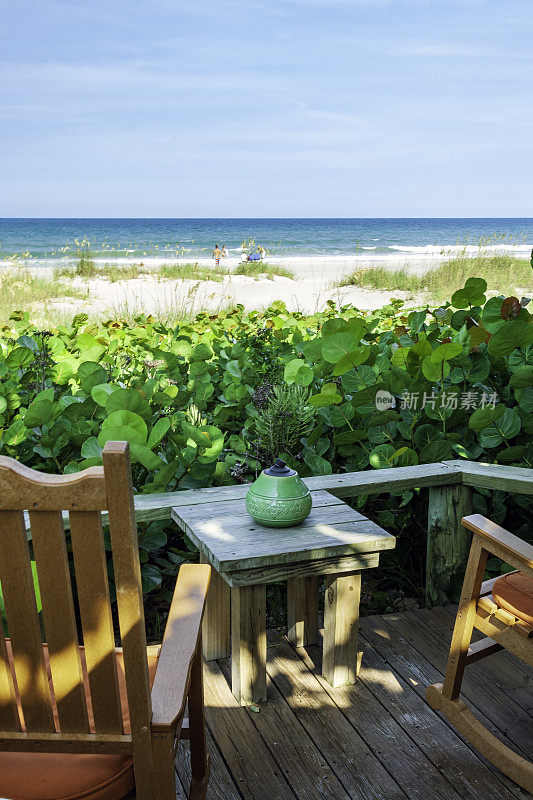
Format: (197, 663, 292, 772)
(294, 641, 466, 800)
(219, 653, 353, 800)
(201, 659, 297, 799)
(360, 614, 530, 799)
(198, 608, 531, 800)
(176, 728, 241, 800)
(355, 631, 523, 800)
(266, 640, 409, 799)
(385, 609, 532, 758)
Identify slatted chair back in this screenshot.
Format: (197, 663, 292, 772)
(0, 441, 154, 789)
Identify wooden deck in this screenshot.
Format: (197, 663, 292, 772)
(176, 606, 532, 800)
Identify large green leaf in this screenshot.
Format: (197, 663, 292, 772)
(430, 342, 463, 363)
(451, 278, 487, 308)
(369, 444, 396, 468)
(419, 439, 453, 462)
(103, 410, 148, 440)
(78, 361, 108, 392)
(422, 356, 450, 381)
(468, 404, 505, 432)
(98, 425, 147, 447)
(6, 346, 34, 370)
(488, 320, 533, 357)
(478, 407, 521, 448)
(198, 425, 225, 463)
(284, 358, 306, 384)
(76, 333, 106, 361)
(81, 437, 103, 459)
(148, 417, 171, 449)
(24, 399, 57, 428)
(308, 391, 342, 407)
(510, 365, 533, 389)
(332, 346, 370, 375)
(129, 443, 164, 470)
(181, 421, 212, 448)
(517, 386, 533, 413)
(91, 383, 118, 406)
(140, 564, 162, 593)
(304, 453, 332, 475)
(50, 356, 79, 384)
(481, 297, 505, 332)
(105, 388, 152, 420)
(2, 420, 27, 445)
(321, 333, 358, 364)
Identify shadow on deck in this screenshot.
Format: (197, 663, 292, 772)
(176, 606, 532, 800)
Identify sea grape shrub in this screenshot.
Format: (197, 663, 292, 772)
(0, 280, 532, 605)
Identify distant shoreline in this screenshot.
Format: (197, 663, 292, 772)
(1, 217, 531, 272)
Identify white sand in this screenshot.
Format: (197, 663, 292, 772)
(37, 263, 420, 317)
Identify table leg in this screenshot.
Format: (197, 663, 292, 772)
(287, 576, 319, 647)
(231, 584, 266, 705)
(322, 571, 362, 688)
(200, 554, 230, 661)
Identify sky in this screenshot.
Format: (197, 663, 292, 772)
(1, 0, 532, 217)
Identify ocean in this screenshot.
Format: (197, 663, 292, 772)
(1, 218, 532, 269)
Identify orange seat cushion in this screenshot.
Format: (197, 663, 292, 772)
(492, 571, 533, 628)
(0, 643, 159, 800)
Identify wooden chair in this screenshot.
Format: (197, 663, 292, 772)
(0, 441, 211, 800)
(426, 513, 533, 793)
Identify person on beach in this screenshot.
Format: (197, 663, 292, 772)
(259, 246, 266, 260)
(221, 245, 228, 258)
(213, 243, 222, 267)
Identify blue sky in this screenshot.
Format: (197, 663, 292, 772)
(1, 0, 532, 217)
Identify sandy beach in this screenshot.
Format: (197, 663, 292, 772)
(16, 244, 526, 318)
(27, 254, 430, 318)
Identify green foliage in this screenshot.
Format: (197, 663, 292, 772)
(252, 384, 315, 463)
(75, 245, 96, 277)
(234, 261, 295, 280)
(1, 279, 532, 615)
(336, 253, 532, 301)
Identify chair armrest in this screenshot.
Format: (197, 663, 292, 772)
(151, 563, 211, 731)
(462, 514, 533, 576)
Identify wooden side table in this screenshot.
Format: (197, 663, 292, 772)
(171, 489, 395, 704)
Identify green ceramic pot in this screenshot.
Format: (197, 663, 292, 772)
(245, 458, 312, 528)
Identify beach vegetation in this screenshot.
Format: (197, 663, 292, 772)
(252, 384, 315, 464)
(157, 262, 228, 282)
(0, 276, 532, 622)
(234, 261, 295, 280)
(336, 254, 532, 300)
(75, 242, 97, 277)
(0, 269, 86, 323)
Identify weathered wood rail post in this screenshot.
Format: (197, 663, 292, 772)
(426, 484, 472, 606)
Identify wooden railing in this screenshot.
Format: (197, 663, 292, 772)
(108, 460, 533, 605)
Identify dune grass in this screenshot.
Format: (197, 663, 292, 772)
(56, 261, 229, 283)
(0, 269, 87, 324)
(234, 261, 295, 280)
(336, 254, 532, 299)
(56, 262, 144, 281)
(157, 262, 228, 282)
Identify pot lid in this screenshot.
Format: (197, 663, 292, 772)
(264, 458, 297, 477)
